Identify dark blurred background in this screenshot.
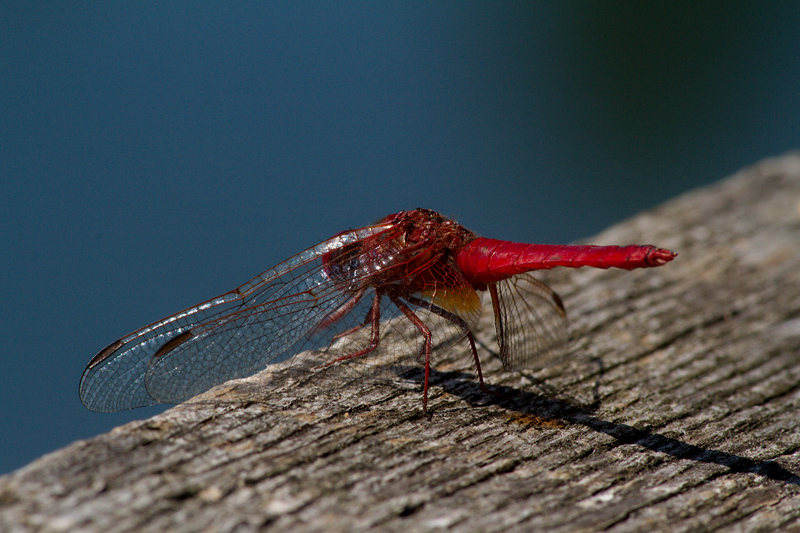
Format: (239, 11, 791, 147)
(2, 2, 798, 474)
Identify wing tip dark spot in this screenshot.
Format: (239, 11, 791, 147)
(86, 338, 125, 369)
(154, 330, 195, 358)
(551, 290, 567, 318)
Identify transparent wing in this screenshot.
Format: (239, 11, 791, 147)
(491, 273, 569, 371)
(79, 223, 397, 412)
(291, 260, 485, 388)
(415, 260, 482, 332)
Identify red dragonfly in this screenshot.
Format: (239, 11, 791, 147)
(80, 209, 675, 413)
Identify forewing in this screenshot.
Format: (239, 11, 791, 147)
(491, 273, 569, 371)
(286, 259, 485, 388)
(142, 262, 354, 405)
(79, 223, 396, 412)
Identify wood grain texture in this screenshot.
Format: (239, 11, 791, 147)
(4, 153, 800, 532)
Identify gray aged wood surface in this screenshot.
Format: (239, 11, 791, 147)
(3, 154, 800, 533)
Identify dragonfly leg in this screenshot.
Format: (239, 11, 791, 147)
(323, 291, 382, 366)
(407, 296, 505, 403)
(330, 299, 377, 342)
(315, 287, 367, 334)
(392, 297, 434, 413)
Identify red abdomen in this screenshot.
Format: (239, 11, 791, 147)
(455, 237, 676, 285)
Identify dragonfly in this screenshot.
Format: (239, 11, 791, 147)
(80, 208, 676, 413)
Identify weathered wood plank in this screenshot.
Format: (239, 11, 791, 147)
(3, 153, 800, 532)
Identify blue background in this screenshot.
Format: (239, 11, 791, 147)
(2, 2, 798, 474)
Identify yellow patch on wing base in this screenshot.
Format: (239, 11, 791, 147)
(425, 282, 481, 316)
